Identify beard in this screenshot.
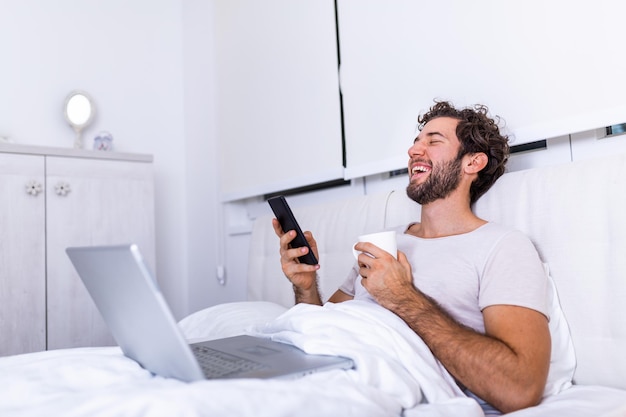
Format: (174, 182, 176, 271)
(406, 154, 463, 205)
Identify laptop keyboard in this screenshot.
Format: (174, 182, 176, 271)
(192, 344, 268, 378)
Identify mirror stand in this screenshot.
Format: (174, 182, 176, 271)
(64, 91, 95, 149)
(73, 127, 83, 150)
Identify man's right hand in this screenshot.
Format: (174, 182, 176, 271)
(272, 218, 322, 305)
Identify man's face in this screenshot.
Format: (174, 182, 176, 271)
(406, 117, 464, 205)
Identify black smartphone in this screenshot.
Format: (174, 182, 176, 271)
(267, 195, 318, 265)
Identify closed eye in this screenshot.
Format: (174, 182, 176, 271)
(426, 131, 447, 144)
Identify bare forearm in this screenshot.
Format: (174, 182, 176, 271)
(387, 291, 547, 413)
(293, 279, 323, 305)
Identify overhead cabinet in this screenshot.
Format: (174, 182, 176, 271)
(215, 1, 626, 199)
(214, 0, 344, 201)
(336, 0, 626, 179)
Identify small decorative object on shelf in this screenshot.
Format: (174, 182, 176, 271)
(25, 180, 43, 196)
(93, 131, 113, 151)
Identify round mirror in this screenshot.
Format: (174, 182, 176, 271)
(64, 90, 95, 149)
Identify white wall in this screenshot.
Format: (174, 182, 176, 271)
(0, 0, 195, 318)
(182, 1, 245, 313)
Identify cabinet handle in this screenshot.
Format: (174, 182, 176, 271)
(55, 182, 71, 196)
(25, 180, 43, 196)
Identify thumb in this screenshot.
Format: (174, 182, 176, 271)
(397, 250, 412, 272)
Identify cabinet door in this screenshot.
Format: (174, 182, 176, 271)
(45, 157, 155, 350)
(0, 153, 46, 356)
(215, 0, 344, 201)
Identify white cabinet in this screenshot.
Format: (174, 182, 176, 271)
(0, 147, 155, 355)
(0, 153, 46, 355)
(214, 0, 344, 201)
(46, 156, 156, 349)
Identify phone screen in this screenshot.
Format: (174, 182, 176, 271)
(267, 196, 318, 265)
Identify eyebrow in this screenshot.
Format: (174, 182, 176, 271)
(414, 131, 448, 143)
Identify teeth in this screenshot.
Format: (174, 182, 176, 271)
(411, 166, 429, 174)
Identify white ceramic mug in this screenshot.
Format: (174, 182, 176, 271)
(352, 230, 397, 260)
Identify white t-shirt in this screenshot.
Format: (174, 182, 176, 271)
(340, 222, 549, 331)
(338, 222, 575, 401)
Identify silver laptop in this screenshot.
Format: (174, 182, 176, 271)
(66, 244, 353, 382)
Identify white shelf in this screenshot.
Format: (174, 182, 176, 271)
(0, 143, 152, 163)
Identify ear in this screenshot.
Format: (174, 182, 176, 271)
(464, 152, 488, 174)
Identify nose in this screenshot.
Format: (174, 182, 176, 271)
(408, 139, 425, 157)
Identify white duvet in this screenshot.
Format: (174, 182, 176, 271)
(0, 300, 482, 417)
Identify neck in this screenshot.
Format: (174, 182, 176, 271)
(408, 191, 486, 239)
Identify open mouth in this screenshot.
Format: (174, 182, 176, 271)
(410, 164, 431, 179)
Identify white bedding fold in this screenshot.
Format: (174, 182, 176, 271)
(253, 300, 481, 414)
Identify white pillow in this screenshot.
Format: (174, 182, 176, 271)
(178, 301, 288, 341)
(543, 263, 577, 397)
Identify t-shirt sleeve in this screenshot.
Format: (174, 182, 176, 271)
(338, 264, 359, 297)
(479, 230, 549, 318)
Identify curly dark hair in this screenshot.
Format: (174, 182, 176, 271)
(417, 101, 510, 205)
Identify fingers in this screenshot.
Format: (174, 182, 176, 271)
(272, 219, 318, 265)
(303, 231, 319, 259)
(279, 232, 303, 265)
(355, 243, 403, 278)
(272, 218, 297, 252)
(282, 243, 312, 265)
(354, 241, 394, 261)
(397, 250, 412, 273)
(272, 218, 285, 237)
(282, 256, 319, 276)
